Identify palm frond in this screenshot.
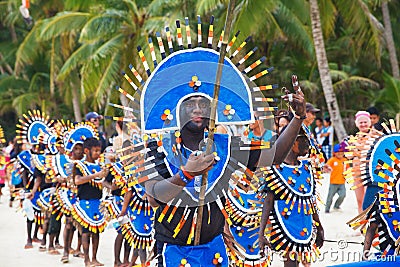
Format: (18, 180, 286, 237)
(329, 69, 349, 83)
(147, 0, 180, 15)
(274, 2, 314, 55)
(79, 10, 126, 43)
(12, 92, 41, 115)
(87, 34, 125, 66)
(233, 0, 279, 40)
(39, 12, 92, 41)
(335, 0, 384, 62)
(0, 75, 30, 92)
(81, 53, 121, 109)
(28, 72, 50, 92)
(196, 0, 226, 15)
(318, 0, 337, 37)
(64, 0, 94, 11)
(14, 22, 44, 75)
(376, 72, 400, 114)
(299, 79, 320, 93)
(122, 0, 140, 18)
(333, 76, 380, 92)
(280, 0, 310, 24)
(57, 43, 97, 81)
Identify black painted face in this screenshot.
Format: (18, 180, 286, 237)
(180, 96, 210, 132)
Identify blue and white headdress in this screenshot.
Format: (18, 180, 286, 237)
(63, 122, 98, 152)
(16, 110, 58, 154)
(107, 16, 278, 134)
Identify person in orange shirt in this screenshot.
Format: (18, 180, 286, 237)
(324, 143, 347, 213)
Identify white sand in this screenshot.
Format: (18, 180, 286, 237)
(0, 175, 364, 267)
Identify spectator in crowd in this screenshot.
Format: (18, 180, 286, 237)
(349, 111, 371, 213)
(85, 112, 108, 152)
(324, 143, 347, 213)
(320, 117, 334, 159)
(275, 109, 292, 134)
(314, 117, 324, 146)
(304, 103, 320, 129)
(366, 106, 382, 130)
(247, 112, 274, 143)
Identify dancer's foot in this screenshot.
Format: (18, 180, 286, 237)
(32, 237, 41, 243)
(24, 243, 33, 249)
(61, 254, 69, 263)
(91, 259, 104, 266)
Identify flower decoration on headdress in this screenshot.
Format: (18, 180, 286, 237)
(188, 75, 202, 91)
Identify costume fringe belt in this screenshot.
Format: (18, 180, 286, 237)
(71, 198, 106, 234)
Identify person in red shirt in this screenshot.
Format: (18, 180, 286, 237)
(324, 143, 347, 213)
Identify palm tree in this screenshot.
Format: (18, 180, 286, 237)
(309, 0, 347, 140)
(34, 1, 152, 118)
(380, 0, 399, 79)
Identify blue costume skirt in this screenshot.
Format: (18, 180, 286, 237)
(101, 195, 124, 234)
(37, 187, 55, 211)
(30, 191, 43, 225)
(71, 198, 106, 233)
(162, 234, 228, 267)
(53, 185, 77, 216)
(101, 195, 154, 249)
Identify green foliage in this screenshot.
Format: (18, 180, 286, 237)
(79, 10, 124, 43)
(39, 12, 92, 41)
(375, 72, 400, 117)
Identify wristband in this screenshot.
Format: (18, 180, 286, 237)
(178, 170, 191, 184)
(294, 113, 307, 120)
(181, 166, 194, 179)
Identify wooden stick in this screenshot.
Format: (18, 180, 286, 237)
(194, 0, 237, 245)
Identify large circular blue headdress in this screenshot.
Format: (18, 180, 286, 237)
(140, 48, 256, 132)
(16, 110, 58, 154)
(107, 16, 277, 133)
(63, 122, 98, 152)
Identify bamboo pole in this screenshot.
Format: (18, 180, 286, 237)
(194, 0, 237, 245)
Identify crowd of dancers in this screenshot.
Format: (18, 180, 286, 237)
(0, 13, 399, 267)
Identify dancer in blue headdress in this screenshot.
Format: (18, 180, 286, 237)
(45, 121, 97, 263)
(346, 120, 400, 261)
(106, 13, 309, 266)
(15, 110, 57, 250)
(257, 121, 324, 267)
(72, 137, 108, 267)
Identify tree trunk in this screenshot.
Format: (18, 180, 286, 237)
(0, 53, 14, 74)
(309, 0, 347, 141)
(382, 0, 399, 79)
(71, 85, 82, 121)
(50, 38, 55, 97)
(9, 25, 17, 43)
